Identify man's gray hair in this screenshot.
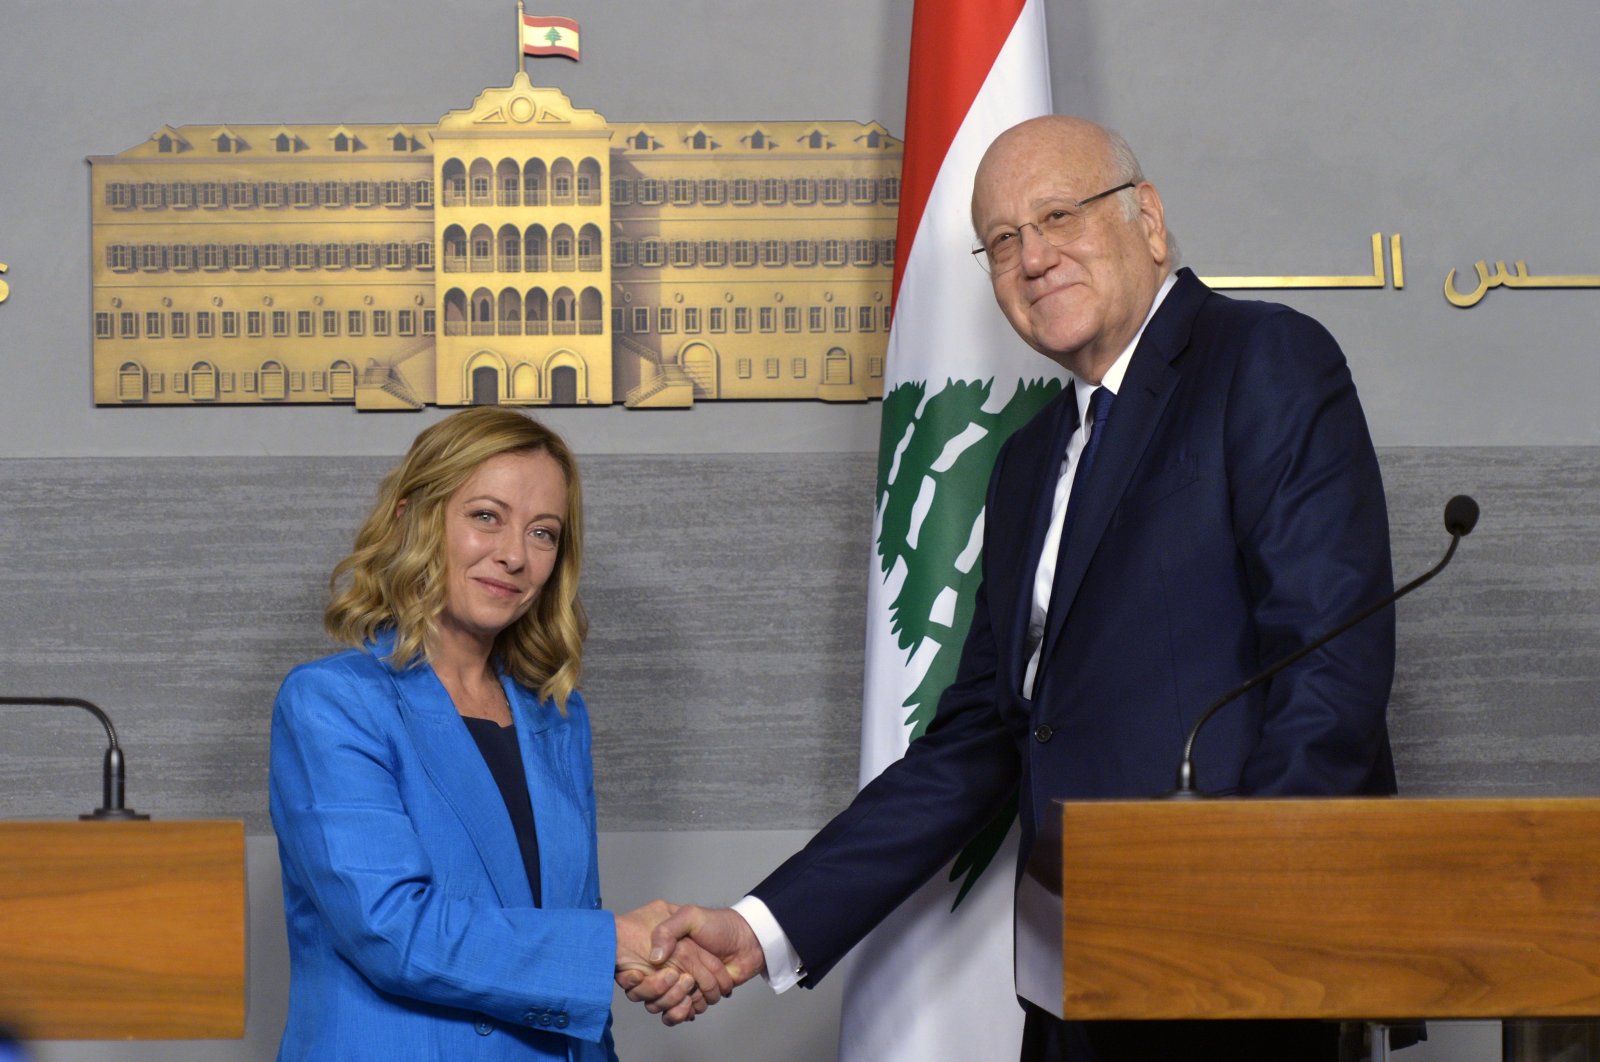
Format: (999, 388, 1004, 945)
(1105, 126, 1181, 268)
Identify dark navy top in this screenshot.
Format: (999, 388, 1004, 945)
(461, 716, 542, 907)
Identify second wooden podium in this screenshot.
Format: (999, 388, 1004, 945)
(1017, 797, 1600, 1022)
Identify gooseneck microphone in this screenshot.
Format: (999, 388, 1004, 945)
(1167, 495, 1480, 799)
(0, 696, 151, 820)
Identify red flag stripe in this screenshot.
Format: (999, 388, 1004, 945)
(891, 0, 1030, 303)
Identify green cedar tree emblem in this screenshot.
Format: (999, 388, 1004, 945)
(544, 28, 563, 47)
(875, 375, 1061, 906)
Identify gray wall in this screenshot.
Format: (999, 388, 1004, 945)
(3, 2, 1597, 1060)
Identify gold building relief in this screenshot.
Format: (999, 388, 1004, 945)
(88, 69, 900, 411)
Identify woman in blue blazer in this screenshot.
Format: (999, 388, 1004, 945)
(269, 408, 726, 1060)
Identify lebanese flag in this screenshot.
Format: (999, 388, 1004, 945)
(837, 1, 1058, 1060)
(521, 14, 580, 60)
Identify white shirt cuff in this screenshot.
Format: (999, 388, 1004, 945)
(731, 894, 805, 994)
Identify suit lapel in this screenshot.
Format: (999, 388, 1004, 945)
(1008, 386, 1081, 686)
(381, 640, 536, 908)
(1039, 271, 1205, 663)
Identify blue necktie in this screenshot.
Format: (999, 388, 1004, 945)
(1078, 386, 1115, 477)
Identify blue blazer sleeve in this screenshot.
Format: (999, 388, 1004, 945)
(269, 650, 618, 1056)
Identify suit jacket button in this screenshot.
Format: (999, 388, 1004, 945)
(521, 1009, 538, 1025)
(1033, 724, 1053, 743)
(555, 1013, 569, 1029)
(475, 1020, 493, 1036)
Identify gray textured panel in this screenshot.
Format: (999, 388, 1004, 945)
(1379, 449, 1600, 795)
(0, 454, 870, 830)
(1, 448, 1596, 831)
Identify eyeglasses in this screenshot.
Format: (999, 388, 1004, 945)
(971, 181, 1137, 275)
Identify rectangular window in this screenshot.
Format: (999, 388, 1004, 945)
(197, 312, 214, 338)
(119, 312, 137, 338)
(792, 240, 816, 267)
(322, 310, 339, 336)
(611, 177, 632, 204)
(734, 306, 750, 332)
(808, 306, 825, 332)
(709, 307, 725, 332)
(145, 311, 164, 338)
(759, 306, 776, 332)
(170, 244, 194, 271)
(657, 307, 675, 333)
(221, 311, 239, 337)
(321, 181, 343, 207)
(247, 311, 264, 337)
(700, 178, 726, 204)
(792, 178, 815, 204)
(792, 357, 808, 379)
(761, 178, 786, 204)
(612, 307, 627, 333)
(171, 312, 189, 338)
(398, 309, 415, 336)
(638, 179, 664, 205)
(859, 305, 875, 332)
(297, 310, 314, 336)
(765, 357, 780, 379)
(373, 310, 390, 336)
(423, 310, 436, 335)
(736, 358, 752, 379)
(272, 310, 289, 337)
(834, 306, 851, 331)
(347, 310, 365, 336)
(883, 306, 894, 332)
(633, 307, 650, 333)
(95, 312, 113, 339)
(670, 178, 695, 205)
(869, 356, 884, 377)
(852, 177, 876, 204)
(352, 244, 374, 269)
(684, 307, 701, 333)
(241, 371, 257, 393)
(784, 306, 800, 332)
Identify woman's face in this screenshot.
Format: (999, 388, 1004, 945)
(436, 449, 568, 650)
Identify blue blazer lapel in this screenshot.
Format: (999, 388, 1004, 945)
(1040, 271, 1204, 661)
(381, 646, 536, 909)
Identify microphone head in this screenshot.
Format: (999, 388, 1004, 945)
(1444, 495, 1480, 537)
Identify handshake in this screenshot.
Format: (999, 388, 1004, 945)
(613, 901, 768, 1025)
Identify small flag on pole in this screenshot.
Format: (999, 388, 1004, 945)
(522, 14, 580, 60)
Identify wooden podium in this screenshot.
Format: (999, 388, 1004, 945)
(1017, 798, 1600, 1023)
(0, 820, 246, 1040)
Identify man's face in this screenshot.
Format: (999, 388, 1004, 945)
(972, 120, 1168, 381)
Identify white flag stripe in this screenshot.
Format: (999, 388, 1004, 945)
(840, 1, 1057, 1059)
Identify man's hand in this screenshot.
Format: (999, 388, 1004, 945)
(649, 905, 767, 988)
(615, 900, 733, 1025)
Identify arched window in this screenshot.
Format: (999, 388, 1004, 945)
(117, 362, 147, 402)
(259, 360, 287, 401)
(190, 361, 218, 401)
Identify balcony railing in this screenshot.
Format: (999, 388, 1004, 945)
(524, 254, 548, 272)
(553, 321, 576, 335)
(497, 255, 520, 272)
(524, 190, 548, 207)
(578, 191, 602, 206)
(552, 255, 575, 272)
(579, 320, 604, 335)
(578, 255, 602, 271)
(470, 322, 495, 336)
(470, 258, 494, 272)
(444, 321, 468, 336)
(497, 319, 521, 335)
(442, 255, 467, 272)
(526, 320, 550, 335)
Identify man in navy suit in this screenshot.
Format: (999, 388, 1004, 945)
(644, 115, 1396, 1061)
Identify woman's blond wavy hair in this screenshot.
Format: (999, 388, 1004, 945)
(325, 407, 587, 709)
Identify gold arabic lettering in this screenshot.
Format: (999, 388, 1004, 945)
(1201, 234, 1403, 291)
(1443, 259, 1600, 308)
